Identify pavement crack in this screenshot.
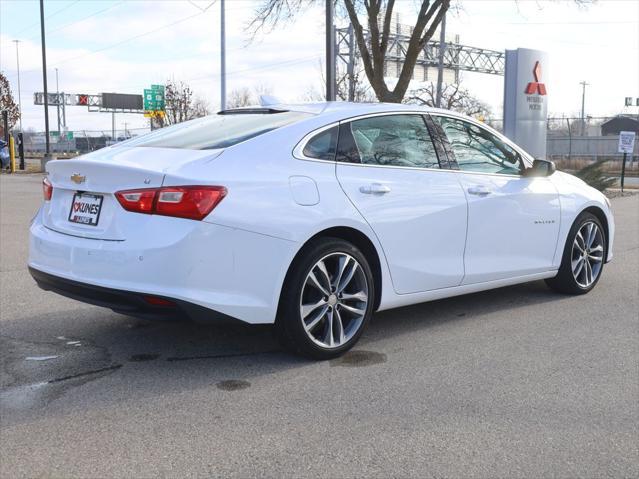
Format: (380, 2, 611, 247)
(48, 364, 123, 384)
(166, 349, 280, 361)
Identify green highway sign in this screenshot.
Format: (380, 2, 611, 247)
(144, 89, 154, 110)
(50, 131, 74, 140)
(144, 85, 165, 112)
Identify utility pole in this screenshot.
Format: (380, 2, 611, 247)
(325, 0, 336, 101)
(12, 40, 23, 133)
(347, 24, 355, 102)
(579, 81, 589, 136)
(39, 0, 51, 162)
(220, 0, 226, 110)
(55, 68, 61, 134)
(435, 12, 447, 109)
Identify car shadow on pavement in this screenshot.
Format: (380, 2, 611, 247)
(1, 279, 568, 423)
(364, 279, 563, 344)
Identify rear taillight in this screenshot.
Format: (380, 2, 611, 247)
(42, 177, 53, 201)
(116, 189, 156, 213)
(115, 185, 226, 221)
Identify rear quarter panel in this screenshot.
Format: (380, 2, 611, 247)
(162, 121, 395, 318)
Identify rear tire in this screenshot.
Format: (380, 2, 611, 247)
(275, 238, 375, 360)
(545, 212, 606, 295)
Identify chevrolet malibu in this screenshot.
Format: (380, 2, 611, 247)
(29, 102, 614, 359)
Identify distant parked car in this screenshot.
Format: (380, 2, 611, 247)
(0, 139, 10, 170)
(29, 102, 615, 359)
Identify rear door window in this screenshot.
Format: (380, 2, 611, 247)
(118, 111, 312, 150)
(337, 114, 440, 169)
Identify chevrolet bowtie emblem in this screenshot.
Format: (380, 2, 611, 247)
(71, 173, 86, 184)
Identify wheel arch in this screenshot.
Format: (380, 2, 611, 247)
(580, 205, 610, 261)
(282, 226, 384, 312)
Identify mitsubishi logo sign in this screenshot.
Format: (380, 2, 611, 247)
(525, 61, 547, 95)
(503, 48, 549, 159)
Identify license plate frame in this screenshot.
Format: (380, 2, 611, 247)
(68, 193, 104, 227)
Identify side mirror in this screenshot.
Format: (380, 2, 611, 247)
(524, 158, 556, 177)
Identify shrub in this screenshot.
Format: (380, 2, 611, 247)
(575, 160, 617, 191)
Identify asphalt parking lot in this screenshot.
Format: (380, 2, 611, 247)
(1, 174, 637, 478)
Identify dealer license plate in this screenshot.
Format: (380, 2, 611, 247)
(68, 193, 104, 226)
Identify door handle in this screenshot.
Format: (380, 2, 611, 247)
(360, 183, 391, 195)
(467, 186, 492, 196)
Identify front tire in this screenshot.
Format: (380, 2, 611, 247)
(275, 238, 375, 360)
(545, 212, 606, 295)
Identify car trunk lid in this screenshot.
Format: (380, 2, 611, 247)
(43, 146, 222, 240)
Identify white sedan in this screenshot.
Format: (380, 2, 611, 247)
(29, 102, 614, 359)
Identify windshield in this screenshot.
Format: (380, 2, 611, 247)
(117, 111, 312, 150)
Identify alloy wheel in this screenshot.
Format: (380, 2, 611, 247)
(299, 252, 369, 349)
(571, 221, 604, 288)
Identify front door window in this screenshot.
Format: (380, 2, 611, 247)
(435, 116, 523, 175)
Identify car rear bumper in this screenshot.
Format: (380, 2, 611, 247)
(28, 208, 297, 324)
(29, 266, 237, 323)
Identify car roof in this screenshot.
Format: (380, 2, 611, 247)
(280, 101, 451, 116)
(222, 101, 455, 120)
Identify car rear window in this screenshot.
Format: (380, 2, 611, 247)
(118, 111, 312, 150)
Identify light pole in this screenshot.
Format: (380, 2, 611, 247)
(12, 40, 23, 133)
(325, 0, 336, 101)
(39, 0, 51, 162)
(220, 0, 226, 110)
(579, 80, 589, 136)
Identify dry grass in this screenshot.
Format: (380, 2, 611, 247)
(553, 157, 639, 175)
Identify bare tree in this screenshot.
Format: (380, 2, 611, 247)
(191, 97, 211, 118)
(251, 0, 450, 103)
(227, 84, 274, 108)
(404, 81, 491, 118)
(228, 87, 254, 108)
(303, 59, 375, 103)
(337, 67, 376, 102)
(0, 73, 20, 130)
(251, 0, 592, 104)
(151, 79, 210, 128)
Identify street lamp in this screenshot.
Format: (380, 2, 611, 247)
(39, 0, 51, 163)
(12, 40, 23, 133)
(220, 0, 226, 110)
(579, 81, 589, 137)
(325, 0, 335, 101)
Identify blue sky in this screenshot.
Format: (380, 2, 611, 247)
(0, 0, 637, 132)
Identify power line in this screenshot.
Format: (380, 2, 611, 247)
(186, 55, 322, 83)
(5, 4, 218, 78)
(14, 0, 81, 37)
(49, 11, 208, 67)
(24, 0, 126, 42)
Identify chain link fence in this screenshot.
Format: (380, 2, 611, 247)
(19, 127, 151, 157)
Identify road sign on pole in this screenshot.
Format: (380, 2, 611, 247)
(618, 131, 636, 154)
(144, 85, 165, 115)
(618, 131, 636, 194)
